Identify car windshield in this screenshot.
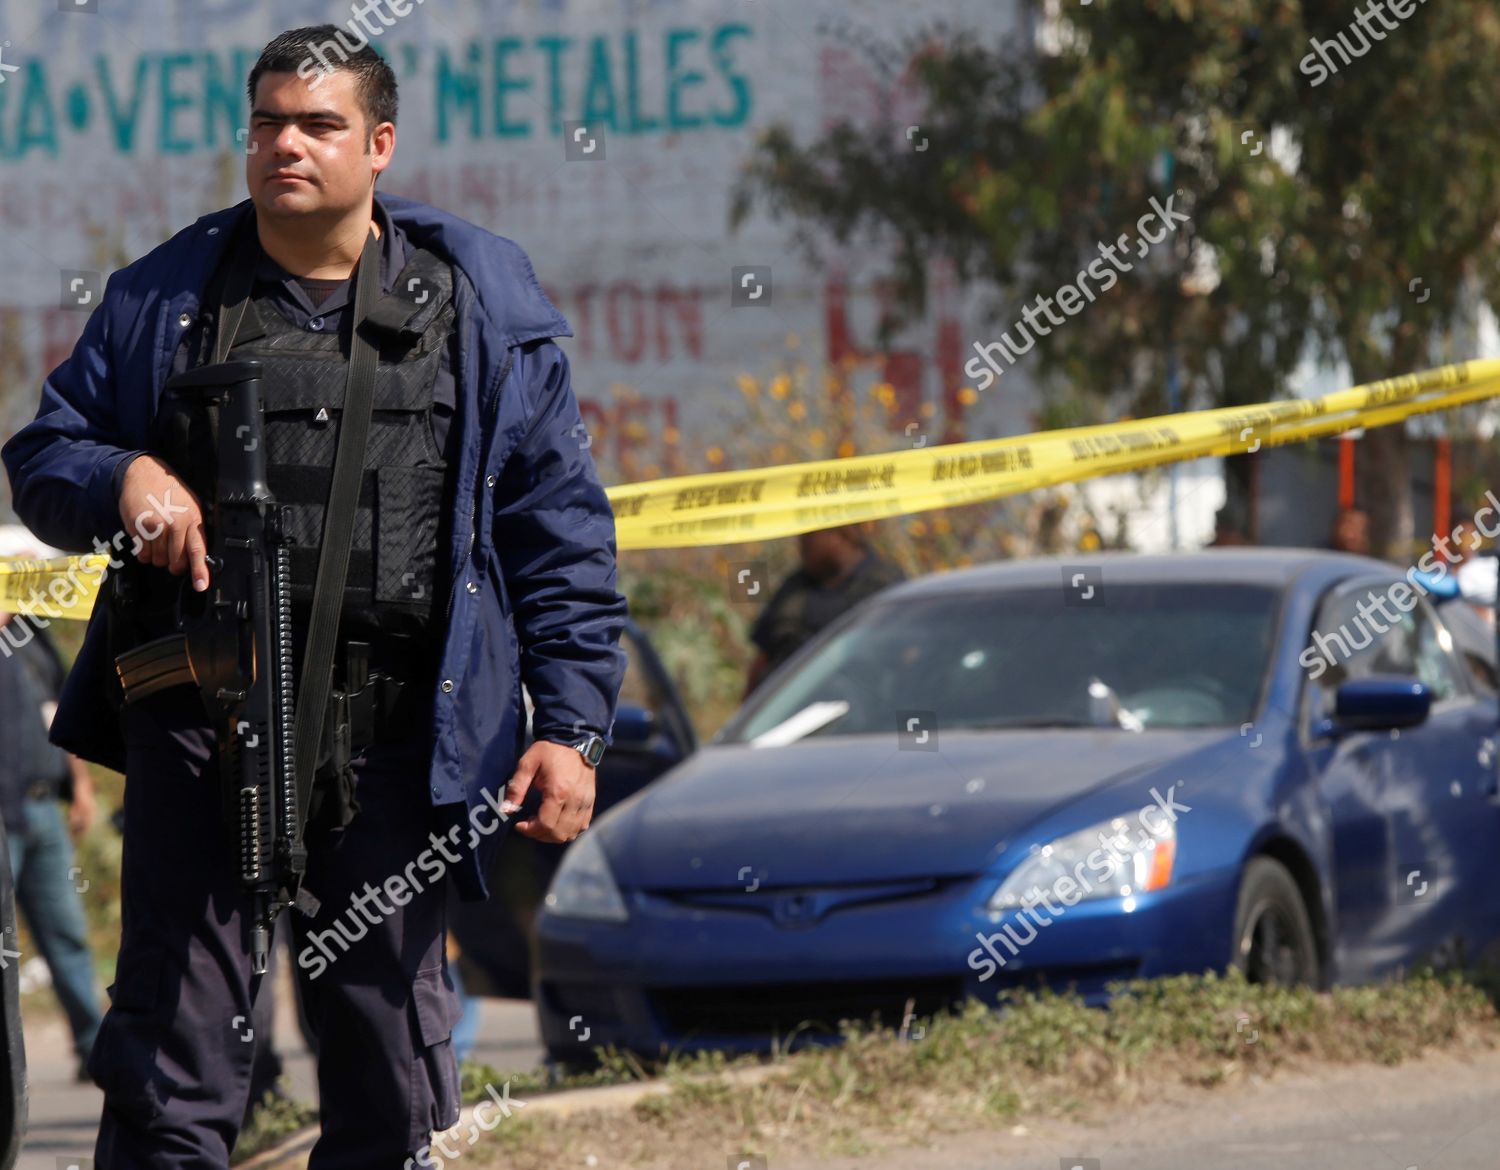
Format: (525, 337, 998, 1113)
(727, 582, 1281, 742)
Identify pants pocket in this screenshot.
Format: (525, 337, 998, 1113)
(409, 963, 463, 1145)
(88, 948, 174, 1126)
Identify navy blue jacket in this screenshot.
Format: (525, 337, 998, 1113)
(1, 193, 628, 899)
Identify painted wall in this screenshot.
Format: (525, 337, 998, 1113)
(0, 0, 1025, 517)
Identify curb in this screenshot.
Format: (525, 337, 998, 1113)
(237, 1064, 778, 1169)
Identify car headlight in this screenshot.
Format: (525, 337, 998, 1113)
(543, 831, 629, 923)
(986, 814, 1176, 913)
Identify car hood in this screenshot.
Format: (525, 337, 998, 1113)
(600, 729, 1228, 889)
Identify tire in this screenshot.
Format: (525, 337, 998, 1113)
(1231, 856, 1321, 987)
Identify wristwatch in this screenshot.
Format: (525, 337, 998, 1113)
(569, 732, 607, 768)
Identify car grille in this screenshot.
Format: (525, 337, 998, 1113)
(647, 976, 965, 1040)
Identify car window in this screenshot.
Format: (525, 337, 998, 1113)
(728, 583, 1281, 739)
(1308, 582, 1467, 708)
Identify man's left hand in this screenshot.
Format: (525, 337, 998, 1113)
(502, 740, 596, 843)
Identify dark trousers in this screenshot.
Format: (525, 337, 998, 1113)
(89, 690, 462, 1169)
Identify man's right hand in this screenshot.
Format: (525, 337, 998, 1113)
(118, 455, 210, 591)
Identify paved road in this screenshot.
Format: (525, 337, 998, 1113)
(773, 1044, 1500, 1170)
(17, 961, 545, 1170)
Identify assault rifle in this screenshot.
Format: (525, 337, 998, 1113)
(114, 360, 303, 974)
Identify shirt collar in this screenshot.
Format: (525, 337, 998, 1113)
(252, 195, 406, 298)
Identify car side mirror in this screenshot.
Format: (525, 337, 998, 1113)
(1320, 676, 1432, 736)
(611, 703, 658, 749)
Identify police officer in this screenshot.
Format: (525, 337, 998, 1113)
(2, 25, 627, 1169)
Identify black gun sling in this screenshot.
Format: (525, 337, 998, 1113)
(216, 228, 384, 855)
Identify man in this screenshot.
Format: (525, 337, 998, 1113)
(744, 524, 905, 697)
(1327, 504, 1371, 554)
(0, 597, 104, 1084)
(2, 26, 626, 1169)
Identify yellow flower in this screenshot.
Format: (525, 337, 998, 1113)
(907, 518, 928, 537)
(873, 382, 897, 409)
(706, 446, 725, 465)
(664, 427, 680, 445)
(1079, 530, 1102, 551)
(933, 516, 951, 535)
(770, 375, 792, 400)
(809, 429, 827, 448)
(771, 443, 790, 461)
(788, 401, 807, 421)
(920, 401, 936, 419)
(737, 374, 759, 398)
(837, 440, 856, 458)
(958, 387, 979, 406)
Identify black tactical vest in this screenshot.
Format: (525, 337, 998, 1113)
(155, 235, 462, 644)
(230, 246, 456, 638)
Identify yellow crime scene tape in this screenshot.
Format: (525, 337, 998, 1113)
(6, 356, 1500, 621)
(604, 356, 1500, 548)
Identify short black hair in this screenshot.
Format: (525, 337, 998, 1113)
(247, 25, 398, 135)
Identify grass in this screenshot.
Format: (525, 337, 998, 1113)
(431, 969, 1500, 1170)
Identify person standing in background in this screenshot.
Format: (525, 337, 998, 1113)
(744, 524, 906, 699)
(0, 584, 104, 1082)
(1327, 505, 1372, 555)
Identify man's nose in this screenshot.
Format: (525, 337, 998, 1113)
(272, 124, 304, 156)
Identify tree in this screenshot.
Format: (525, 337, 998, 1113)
(732, 0, 1500, 557)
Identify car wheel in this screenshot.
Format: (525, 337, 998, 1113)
(1232, 857, 1320, 986)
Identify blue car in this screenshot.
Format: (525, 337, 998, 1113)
(534, 550, 1500, 1061)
